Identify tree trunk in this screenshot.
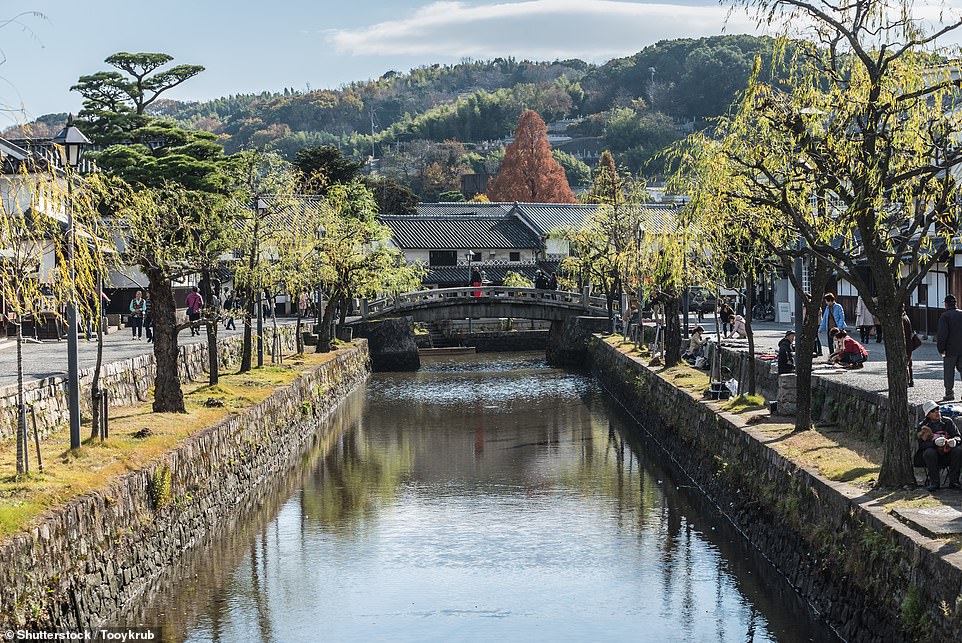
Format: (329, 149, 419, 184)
(148, 269, 186, 413)
(744, 272, 756, 395)
(16, 320, 26, 475)
(240, 292, 253, 373)
(794, 261, 832, 432)
(663, 293, 682, 367)
(315, 291, 340, 353)
(877, 295, 914, 487)
(206, 307, 219, 385)
(201, 268, 219, 385)
(90, 273, 105, 440)
(295, 310, 304, 355)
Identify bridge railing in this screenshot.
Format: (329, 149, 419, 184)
(361, 286, 610, 319)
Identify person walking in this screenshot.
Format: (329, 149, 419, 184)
(855, 295, 873, 343)
(129, 290, 146, 340)
(818, 293, 846, 354)
(144, 292, 154, 343)
(223, 290, 236, 330)
(719, 300, 733, 337)
(186, 286, 204, 336)
(937, 294, 962, 401)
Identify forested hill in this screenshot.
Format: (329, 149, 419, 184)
(143, 35, 780, 164)
(12, 35, 786, 196)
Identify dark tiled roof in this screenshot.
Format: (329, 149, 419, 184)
(423, 261, 567, 286)
(415, 202, 514, 217)
(383, 215, 541, 250)
(512, 203, 598, 236)
(424, 264, 543, 286)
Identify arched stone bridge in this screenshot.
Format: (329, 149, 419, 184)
(359, 286, 609, 322)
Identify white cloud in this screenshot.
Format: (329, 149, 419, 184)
(326, 0, 760, 60)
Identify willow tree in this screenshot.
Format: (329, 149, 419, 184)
(0, 160, 110, 470)
(313, 181, 424, 353)
(563, 152, 649, 330)
(691, 0, 962, 485)
(229, 151, 303, 372)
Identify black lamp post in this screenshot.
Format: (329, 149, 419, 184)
(52, 114, 90, 451)
(254, 197, 268, 368)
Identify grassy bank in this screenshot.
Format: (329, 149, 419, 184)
(0, 347, 350, 538)
(603, 336, 946, 514)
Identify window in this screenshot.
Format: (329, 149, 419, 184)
(429, 250, 457, 266)
(509, 252, 521, 262)
(472, 251, 482, 262)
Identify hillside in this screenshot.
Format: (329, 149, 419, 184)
(10, 35, 787, 197)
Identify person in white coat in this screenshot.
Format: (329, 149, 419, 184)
(855, 295, 874, 343)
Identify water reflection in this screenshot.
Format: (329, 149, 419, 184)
(137, 353, 838, 643)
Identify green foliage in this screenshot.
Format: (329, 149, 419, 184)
(294, 145, 363, 192)
(552, 150, 592, 188)
(900, 586, 926, 631)
(502, 271, 533, 288)
(72, 52, 205, 145)
(148, 464, 172, 509)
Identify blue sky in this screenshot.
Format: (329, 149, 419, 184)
(0, 0, 760, 125)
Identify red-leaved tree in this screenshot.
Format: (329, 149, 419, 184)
(487, 110, 576, 203)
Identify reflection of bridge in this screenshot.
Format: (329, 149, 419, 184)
(359, 287, 609, 322)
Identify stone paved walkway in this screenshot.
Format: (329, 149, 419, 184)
(673, 319, 951, 405)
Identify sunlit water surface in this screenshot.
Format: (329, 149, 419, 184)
(137, 353, 839, 643)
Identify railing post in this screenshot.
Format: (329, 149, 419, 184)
(361, 298, 369, 319)
(582, 286, 590, 310)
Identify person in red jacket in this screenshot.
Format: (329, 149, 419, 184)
(828, 330, 868, 368)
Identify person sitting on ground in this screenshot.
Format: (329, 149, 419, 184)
(725, 314, 747, 339)
(684, 325, 708, 360)
(777, 329, 796, 375)
(914, 400, 962, 492)
(828, 329, 868, 368)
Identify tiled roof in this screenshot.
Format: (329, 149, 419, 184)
(423, 261, 567, 286)
(512, 203, 598, 236)
(424, 264, 543, 286)
(382, 214, 541, 250)
(415, 202, 514, 217)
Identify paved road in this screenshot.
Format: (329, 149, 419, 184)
(0, 319, 299, 388)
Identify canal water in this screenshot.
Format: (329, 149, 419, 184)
(138, 353, 840, 642)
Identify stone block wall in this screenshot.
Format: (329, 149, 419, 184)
(0, 341, 370, 630)
(590, 338, 962, 643)
(0, 325, 298, 443)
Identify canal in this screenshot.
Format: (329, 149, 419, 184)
(138, 352, 841, 642)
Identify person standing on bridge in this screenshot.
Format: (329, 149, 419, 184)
(471, 268, 482, 297)
(549, 272, 558, 290)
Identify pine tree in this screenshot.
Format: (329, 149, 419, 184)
(487, 110, 575, 203)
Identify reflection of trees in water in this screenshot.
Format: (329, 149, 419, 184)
(129, 392, 365, 638)
(299, 423, 414, 534)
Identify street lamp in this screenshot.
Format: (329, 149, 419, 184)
(52, 114, 90, 451)
(254, 197, 268, 368)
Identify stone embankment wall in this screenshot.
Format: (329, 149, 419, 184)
(455, 330, 548, 352)
(590, 338, 962, 643)
(0, 325, 298, 442)
(0, 341, 370, 630)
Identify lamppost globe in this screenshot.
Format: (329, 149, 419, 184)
(52, 114, 91, 169)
